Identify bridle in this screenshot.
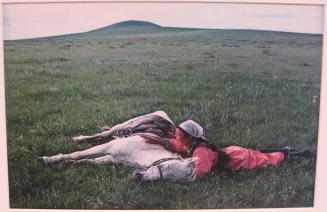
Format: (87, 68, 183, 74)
(140, 157, 196, 180)
(137, 157, 181, 179)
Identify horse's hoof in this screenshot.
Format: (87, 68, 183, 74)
(72, 136, 83, 142)
(38, 156, 50, 163)
(101, 125, 112, 131)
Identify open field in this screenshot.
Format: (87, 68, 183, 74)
(4, 26, 322, 209)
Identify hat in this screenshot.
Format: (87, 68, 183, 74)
(178, 120, 206, 141)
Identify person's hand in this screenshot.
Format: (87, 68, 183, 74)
(140, 134, 164, 145)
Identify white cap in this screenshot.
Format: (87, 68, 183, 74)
(178, 120, 206, 140)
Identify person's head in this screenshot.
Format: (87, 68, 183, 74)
(178, 120, 218, 156)
(177, 119, 206, 142)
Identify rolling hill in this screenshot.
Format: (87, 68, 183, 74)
(10, 20, 320, 41)
(82, 20, 198, 37)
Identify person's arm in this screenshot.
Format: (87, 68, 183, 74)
(140, 135, 188, 154)
(192, 147, 218, 177)
(139, 135, 172, 149)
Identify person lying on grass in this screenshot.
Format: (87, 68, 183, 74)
(140, 119, 314, 177)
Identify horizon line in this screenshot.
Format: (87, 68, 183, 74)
(4, 19, 323, 41)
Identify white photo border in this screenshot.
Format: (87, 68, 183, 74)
(0, 0, 326, 211)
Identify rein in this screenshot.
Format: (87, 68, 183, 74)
(145, 157, 182, 169)
(141, 157, 182, 179)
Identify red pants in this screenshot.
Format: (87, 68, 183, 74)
(223, 146, 285, 171)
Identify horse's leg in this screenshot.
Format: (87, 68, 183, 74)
(72, 124, 122, 142)
(73, 155, 115, 164)
(39, 141, 114, 163)
(72, 113, 151, 142)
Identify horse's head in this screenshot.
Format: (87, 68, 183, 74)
(133, 157, 199, 182)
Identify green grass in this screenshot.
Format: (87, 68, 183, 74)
(4, 29, 322, 209)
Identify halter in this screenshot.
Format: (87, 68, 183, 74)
(141, 157, 196, 180)
(137, 157, 181, 179)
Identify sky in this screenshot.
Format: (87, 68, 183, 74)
(2, 2, 324, 40)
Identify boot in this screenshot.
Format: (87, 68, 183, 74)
(286, 148, 315, 158)
(258, 146, 315, 159)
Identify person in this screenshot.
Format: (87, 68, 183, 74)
(140, 119, 314, 177)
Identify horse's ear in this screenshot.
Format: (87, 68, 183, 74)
(186, 157, 200, 166)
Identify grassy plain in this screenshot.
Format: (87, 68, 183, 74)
(4, 28, 322, 209)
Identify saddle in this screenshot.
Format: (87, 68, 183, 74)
(116, 114, 175, 138)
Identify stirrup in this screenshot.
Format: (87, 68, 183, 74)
(118, 128, 133, 137)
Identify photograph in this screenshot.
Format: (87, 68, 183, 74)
(0, 0, 326, 211)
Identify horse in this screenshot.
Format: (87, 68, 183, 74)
(39, 111, 199, 182)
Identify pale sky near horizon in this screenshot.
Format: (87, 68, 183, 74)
(2, 3, 324, 40)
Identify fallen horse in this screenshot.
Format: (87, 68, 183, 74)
(39, 111, 198, 182)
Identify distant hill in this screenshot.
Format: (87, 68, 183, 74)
(107, 20, 161, 29)
(82, 20, 197, 37)
(16, 20, 320, 41)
